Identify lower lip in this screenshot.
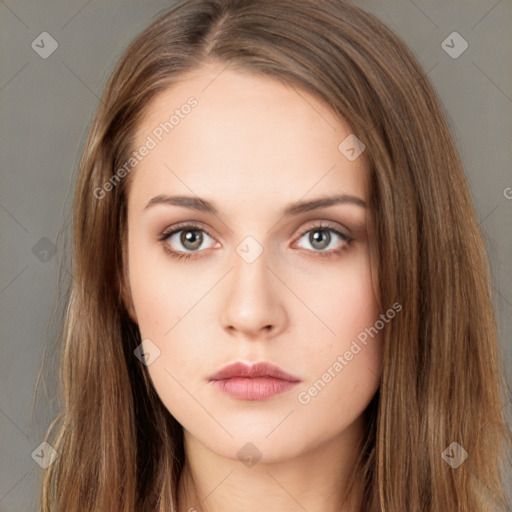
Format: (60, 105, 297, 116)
(210, 377, 300, 400)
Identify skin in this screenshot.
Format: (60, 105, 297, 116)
(125, 62, 383, 512)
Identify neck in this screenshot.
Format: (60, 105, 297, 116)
(177, 414, 366, 512)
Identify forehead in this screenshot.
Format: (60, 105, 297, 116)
(129, 63, 368, 214)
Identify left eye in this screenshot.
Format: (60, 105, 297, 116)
(294, 226, 352, 254)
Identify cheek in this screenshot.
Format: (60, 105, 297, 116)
(127, 237, 191, 338)
(127, 240, 212, 391)
(294, 250, 382, 410)
(294, 248, 379, 350)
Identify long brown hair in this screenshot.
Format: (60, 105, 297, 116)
(39, 0, 511, 510)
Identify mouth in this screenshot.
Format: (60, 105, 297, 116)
(207, 361, 302, 400)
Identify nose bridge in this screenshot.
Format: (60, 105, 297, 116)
(230, 237, 273, 307)
(220, 236, 285, 335)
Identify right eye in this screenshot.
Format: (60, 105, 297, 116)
(158, 223, 219, 260)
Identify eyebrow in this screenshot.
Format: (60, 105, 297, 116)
(144, 193, 367, 216)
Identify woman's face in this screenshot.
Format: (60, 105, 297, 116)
(125, 63, 383, 462)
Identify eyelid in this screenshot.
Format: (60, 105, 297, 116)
(296, 220, 352, 239)
(158, 221, 216, 240)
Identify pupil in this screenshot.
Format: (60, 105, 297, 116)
(182, 230, 202, 250)
(311, 229, 330, 249)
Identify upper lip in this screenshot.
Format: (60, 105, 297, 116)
(208, 361, 302, 382)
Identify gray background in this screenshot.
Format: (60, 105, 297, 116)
(1, 1, 511, 510)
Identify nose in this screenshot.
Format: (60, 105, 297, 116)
(219, 247, 287, 340)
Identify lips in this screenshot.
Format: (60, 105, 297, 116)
(208, 361, 301, 381)
(208, 361, 302, 400)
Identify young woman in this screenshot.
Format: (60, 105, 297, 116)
(40, 0, 511, 510)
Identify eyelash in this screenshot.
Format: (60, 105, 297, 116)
(157, 222, 354, 261)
